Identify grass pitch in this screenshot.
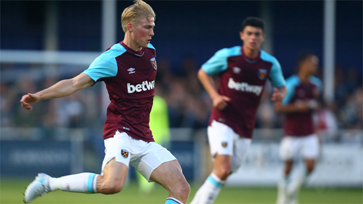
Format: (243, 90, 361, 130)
(1, 178, 362, 204)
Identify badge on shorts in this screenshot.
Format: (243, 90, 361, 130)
(221, 142, 228, 148)
(121, 149, 129, 159)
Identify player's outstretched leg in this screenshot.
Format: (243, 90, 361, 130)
(24, 172, 100, 203)
(24, 173, 51, 203)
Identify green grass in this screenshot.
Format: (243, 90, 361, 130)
(1, 178, 362, 204)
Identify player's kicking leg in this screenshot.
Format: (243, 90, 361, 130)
(24, 158, 128, 203)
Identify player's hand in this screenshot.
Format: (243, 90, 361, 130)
(20, 93, 40, 110)
(213, 95, 231, 111)
(295, 100, 310, 112)
(271, 88, 284, 102)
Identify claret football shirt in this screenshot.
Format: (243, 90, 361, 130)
(83, 42, 157, 142)
(202, 46, 286, 139)
(282, 75, 322, 137)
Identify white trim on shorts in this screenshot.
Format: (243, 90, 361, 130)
(279, 133, 319, 161)
(208, 120, 251, 172)
(101, 131, 176, 181)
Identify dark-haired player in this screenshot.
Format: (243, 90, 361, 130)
(190, 17, 286, 204)
(21, 1, 189, 204)
(275, 52, 322, 204)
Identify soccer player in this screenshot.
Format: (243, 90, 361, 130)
(190, 17, 286, 204)
(20, 1, 190, 204)
(275, 52, 322, 204)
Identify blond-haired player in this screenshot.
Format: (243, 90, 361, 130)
(22, 1, 190, 204)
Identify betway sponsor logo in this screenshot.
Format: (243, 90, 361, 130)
(127, 80, 155, 93)
(228, 78, 263, 96)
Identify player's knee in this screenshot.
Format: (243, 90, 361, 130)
(306, 165, 315, 174)
(218, 167, 232, 180)
(175, 181, 190, 198)
(99, 181, 123, 194)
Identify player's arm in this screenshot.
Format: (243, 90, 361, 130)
(20, 73, 94, 110)
(198, 69, 230, 111)
(271, 86, 286, 103)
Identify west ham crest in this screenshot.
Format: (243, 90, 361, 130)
(150, 57, 157, 70)
(258, 69, 267, 80)
(121, 149, 129, 159)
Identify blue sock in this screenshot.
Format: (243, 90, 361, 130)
(165, 197, 183, 204)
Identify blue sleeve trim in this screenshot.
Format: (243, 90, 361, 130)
(310, 76, 322, 91)
(260, 50, 286, 88)
(282, 75, 300, 105)
(207, 175, 223, 188)
(87, 173, 96, 193)
(82, 43, 126, 81)
(202, 46, 241, 75)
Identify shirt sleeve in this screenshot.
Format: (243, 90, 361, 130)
(82, 54, 118, 82)
(201, 48, 229, 75)
(282, 76, 299, 105)
(310, 76, 323, 92)
(268, 59, 286, 88)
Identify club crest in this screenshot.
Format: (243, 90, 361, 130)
(258, 69, 267, 80)
(221, 142, 228, 148)
(150, 57, 157, 70)
(121, 149, 129, 159)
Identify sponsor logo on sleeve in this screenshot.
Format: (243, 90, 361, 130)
(150, 57, 157, 70)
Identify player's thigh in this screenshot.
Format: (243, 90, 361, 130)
(301, 134, 319, 159)
(131, 142, 176, 182)
(231, 137, 251, 172)
(101, 131, 132, 173)
(279, 136, 300, 161)
(149, 159, 187, 191)
(100, 133, 131, 187)
(101, 158, 128, 186)
(207, 120, 235, 157)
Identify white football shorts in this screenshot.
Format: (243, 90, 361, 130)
(208, 120, 251, 172)
(101, 131, 176, 182)
(279, 133, 319, 161)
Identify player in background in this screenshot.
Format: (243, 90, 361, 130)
(190, 17, 286, 204)
(20, 1, 190, 204)
(275, 52, 322, 204)
(136, 84, 171, 194)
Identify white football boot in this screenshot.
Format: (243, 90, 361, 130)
(24, 173, 51, 203)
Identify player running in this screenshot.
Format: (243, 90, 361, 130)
(190, 17, 286, 204)
(20, 1, 190, 204)
(275, 52, 322, 204)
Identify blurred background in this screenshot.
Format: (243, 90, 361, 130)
(0, 0, 362, 201)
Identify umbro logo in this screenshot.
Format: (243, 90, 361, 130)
(233, 67, 241, 74)
(128, 68, 135, 74)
